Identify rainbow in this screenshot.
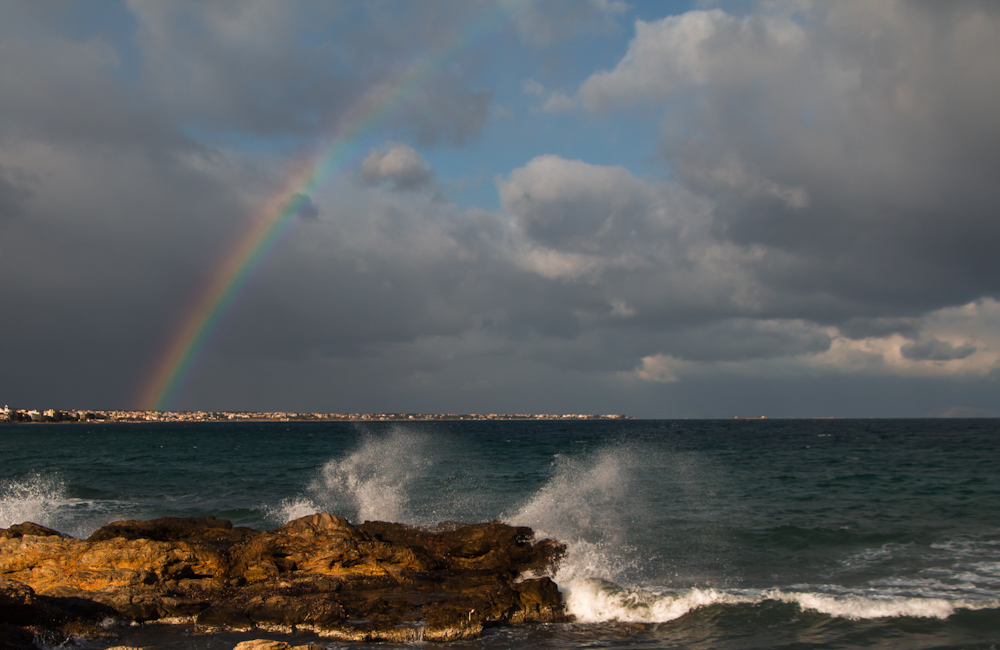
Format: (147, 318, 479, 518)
(137, 6, 513, 411)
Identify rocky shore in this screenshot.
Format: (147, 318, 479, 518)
(0, 514, 568, 648)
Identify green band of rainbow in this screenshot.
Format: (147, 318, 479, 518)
(137, 6, 511, 411)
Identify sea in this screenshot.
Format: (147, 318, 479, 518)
(1, 418, 999, 650)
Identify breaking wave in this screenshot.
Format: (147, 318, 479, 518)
(507, 445, 648, 587)
(257, 428, 1000, 626)
(564, 580, 999, 623)
(505, 443, 1000, 624)
(271, 427, 432, 525)
(0, 473, 124, 538)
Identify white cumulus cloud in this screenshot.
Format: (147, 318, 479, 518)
(360, 142, 434, 192)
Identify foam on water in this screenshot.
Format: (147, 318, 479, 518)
(564, 580, 1000, 623)
(767, 589, 972, 619)
(504, 442, 1000, 625)
(565, 581, 755, 623)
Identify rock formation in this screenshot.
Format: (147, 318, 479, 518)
(0, 514, 566, 647)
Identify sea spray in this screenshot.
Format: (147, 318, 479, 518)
(2, 419, 999, 647)
(503, 441, 1000, 624)
(0, 473, 66, 530)
(507, 444, 664, 623)
(274, 427, 433, 525)
(0, 473, 142, 538)
(504, 442, 827, 625)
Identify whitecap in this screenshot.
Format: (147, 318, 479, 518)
(557, 579, 999, 624)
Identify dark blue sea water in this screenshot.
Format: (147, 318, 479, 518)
(2, 419, 999, 649)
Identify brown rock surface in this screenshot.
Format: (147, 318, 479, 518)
(0, 514, 567, 646)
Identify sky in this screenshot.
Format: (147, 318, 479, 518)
(2, 0, 999, 419)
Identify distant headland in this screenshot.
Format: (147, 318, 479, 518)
(1, 406, 630, 424)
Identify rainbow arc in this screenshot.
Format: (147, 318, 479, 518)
(138, 8, 509, 411)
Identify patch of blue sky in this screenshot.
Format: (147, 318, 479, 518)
(629, 0, 702, 22)
(173, 0, 702, 212)
(417, 1, 699, 211)
(422, 102, 666, 211)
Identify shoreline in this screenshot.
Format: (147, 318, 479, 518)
(0, 408, 631, 424)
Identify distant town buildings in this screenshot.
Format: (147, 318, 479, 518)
(0, 407, 630, 424)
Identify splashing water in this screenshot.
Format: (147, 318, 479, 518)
(275, 428, 432, 525)
(507, 445, 657, 618)
(505, 443, 1000, 624)
(0, 473, 66, 530)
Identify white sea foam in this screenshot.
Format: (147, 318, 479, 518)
(0, 473, 66, 529)
(505, 443, 1000, 625)
(280, 427, 432, 525)
(562, 580, 998, 623)
(768, 589, 964, 619)
(565, 581, 755, 623)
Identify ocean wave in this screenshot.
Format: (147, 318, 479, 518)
(0, 473, 137, 537)
(507, 443, 675, 588)
(744, 524, 909, 551)
(561, 578, 1000, 624)
(500, 441, 1000, 627)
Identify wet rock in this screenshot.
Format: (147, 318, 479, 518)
(195, 604, 254, 631)
(0, 514, 568, 645)
(88, 515, 258, 545)
(0, 522, 66, 539)
(0, 576, 119, 648)
(233, 640, 324, 650)
(0, 626, 43, 650)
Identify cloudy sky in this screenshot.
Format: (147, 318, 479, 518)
(2, 1, 999, 418)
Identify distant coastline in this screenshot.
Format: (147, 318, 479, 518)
(0, 406, 630, 424)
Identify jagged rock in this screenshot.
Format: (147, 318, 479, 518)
(0, 514, 567, 646)
(0, 522, 66, 539)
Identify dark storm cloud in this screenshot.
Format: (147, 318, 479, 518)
(836, 317, 920, 340)
(0, 166, 31, 222)
(2, 0, 998, 418)
(0, 1, 497, 409)
(290, 193, 319, 220)
(128, 1, 493, 146)
(901, 339, 976, 362)
(579, 1, 1000, 329)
